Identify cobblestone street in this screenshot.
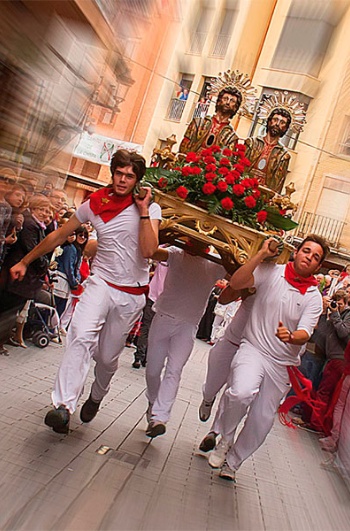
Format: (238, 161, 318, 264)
(1, 338, 350, 530)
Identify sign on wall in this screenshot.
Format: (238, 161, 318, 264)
(74, 132, 143, 166)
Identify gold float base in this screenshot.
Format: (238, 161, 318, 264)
(154, 191, 293, 268)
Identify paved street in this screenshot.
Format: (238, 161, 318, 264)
(1, 337, 350, 531)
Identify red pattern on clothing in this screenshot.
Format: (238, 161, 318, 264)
(89, 187, 134, 223)
(284, 262, 318, 294)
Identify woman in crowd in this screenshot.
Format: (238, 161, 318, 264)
(0, 194, 51, 349)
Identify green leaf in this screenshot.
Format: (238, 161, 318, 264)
(265, 207, 298, 231)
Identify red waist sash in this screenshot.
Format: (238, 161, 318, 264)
(104, 279, 149, 296)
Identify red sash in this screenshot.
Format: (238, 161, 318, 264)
(89, 187, 133, 223)
(284, 262, 318, 294)
(105, 280, 149, 297)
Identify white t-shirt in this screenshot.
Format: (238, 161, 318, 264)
(224, 295, 256, 345)
(242, 262, 322, 365)
(76, 200, 161, 286)
(153, 247, 226, 325)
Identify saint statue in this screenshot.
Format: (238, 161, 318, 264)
(179, 70, 256, 155)
(245, 91, 307, 194)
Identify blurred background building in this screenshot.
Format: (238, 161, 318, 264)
(1, 0, 350, 259)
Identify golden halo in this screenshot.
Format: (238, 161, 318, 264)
(208, 70, 257, 117)
(258, 91, 307, 134)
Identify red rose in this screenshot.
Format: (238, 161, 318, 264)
(250, 178, 259, 188)
(205, 172, 216, 181)
(241, 157, 251, 167)
(204, 156, 216, 164)
(185, 152, 199, 163)
(201, 148, 213, 157)
(240, 178, 251, 189)
(219, 157, 230, 166)
(231, 170, 241, 181)
(190, 166, 201, 175)
(158, 177, 168, 189)
(221, 197, 234, 210)
(205, 163, 216, 172)
(279, 209, 287, 216)
(225, 173, 235, 185)
(217, 180, 228, 192)
(202, 182, 216, 195)
(233, 163, 245, 173)
(176, 186, 189, 199)
(237, 143, 246, 153)
(211, 145, 221, 153)
(257, 210, 267, 223)
(244, 195, 256, 208)
(222, 148, 233, 157)
(218, 167, 229, 175)
(233, 184, 245, 196)
(252, 189, 261, 199)
(181, 166, 191, 176)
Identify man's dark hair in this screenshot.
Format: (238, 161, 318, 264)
(332, 289, 348, 305)
(297, 234, 330, 264)
(110, 149, 146, 182)
(267, 108, 292, 137)
(216, 87, 242, 117)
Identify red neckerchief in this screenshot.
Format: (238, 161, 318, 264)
(89, 187, 133, 223)
(284, 262, 318, 295)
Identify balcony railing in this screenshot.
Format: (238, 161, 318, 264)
(296, 211, 346, 247)
(210, 34, 231, 58)
(192, 102, 210, 119)
(187, 32, 207, 55)
(166, 98, 187, 122)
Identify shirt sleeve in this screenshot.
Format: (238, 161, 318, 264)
(297, 291, 323, 338)
(75, 200, 92, 224)
(149, 201, 162, 220)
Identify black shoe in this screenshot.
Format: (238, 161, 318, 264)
(45, 405, 70, 434)
(132, 360, 141, 369)
(141, 359, 147, 367)
(80, 395, 101, 423)
(146, 421, 166, 438)
(199, 431, 217, 452)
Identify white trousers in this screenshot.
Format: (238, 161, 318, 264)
(52, 275, 145, 413)
(146, 313, 197, 423)
(215, 340, 290, 471)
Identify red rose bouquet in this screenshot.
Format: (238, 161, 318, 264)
(146, 144, 296, 231)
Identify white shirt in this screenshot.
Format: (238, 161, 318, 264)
(153, 247, 226, 325)
(76, 200, 161, 286)
(242, 263, 322, 365)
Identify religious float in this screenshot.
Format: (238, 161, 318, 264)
(146, 71, 307, 270)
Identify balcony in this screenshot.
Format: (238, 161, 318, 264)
(187, 32, 207, 55)
(296, 211, 346, 248)
(166, 98, 187, 122)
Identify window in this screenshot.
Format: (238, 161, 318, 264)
(271, 0, 346, 78)
(248, 88, 310, 150)
(211, 2, 238, 58)
(339, 116, 350, 156)
(188, 5, 213, 55)
(166, 74, 194, 122)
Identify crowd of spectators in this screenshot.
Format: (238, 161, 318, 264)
(0, 171, 94, 354)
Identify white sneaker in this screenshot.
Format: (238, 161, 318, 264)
(219, 461, 236, 482)
(59, 328, 67, 336)
(199, 398, 215, 422)
(208, 438, 230, 468)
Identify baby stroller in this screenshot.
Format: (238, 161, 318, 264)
(22, 299, 60, 348)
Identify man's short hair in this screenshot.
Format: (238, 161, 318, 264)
(297, 234, 330, 264)
(110, 150, 146, 182)
(332, 289, 348, 304)
(267, 108, 292, 136)
(216, 87, 242, 116)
